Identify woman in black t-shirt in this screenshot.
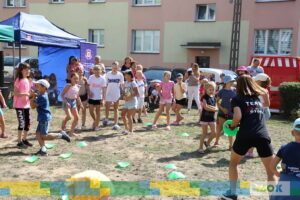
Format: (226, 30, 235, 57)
(220, 75, 275, 200)
(121, 56, 133, 73)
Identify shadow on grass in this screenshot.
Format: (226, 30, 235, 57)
(0, 151, 28, 156)
(77, 133, 117, 142)
(157, 151, 206, 162)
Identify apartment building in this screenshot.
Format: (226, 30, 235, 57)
(0, 0, 299, 69)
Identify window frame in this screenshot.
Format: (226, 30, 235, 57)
(195, 4, 216, 22)
(256, 0, 295, 2)
(4, 0, 26, 8)
(253, 29, 293, 56)
(49, 0, 64, 4)
(132, 30, 160, 54)
(89, 0, 106, 3)
(132, 0, 161, 7)
(5, 42, 26, 49)
(88, 29, 105, 48)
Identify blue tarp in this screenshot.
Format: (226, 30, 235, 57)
(0, 12, 85, 48)
(39, 47, 80, 99)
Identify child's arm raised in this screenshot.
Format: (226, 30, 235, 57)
(269, 156, 282, 177)
(60, 85, 71, 108)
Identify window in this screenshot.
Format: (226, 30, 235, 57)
(50, 0, 64, 3)
(89, 0, 105, 2)
(5, 42, 25, 48)
(132, 30, 160, 53)
(196, 4, 216, 21)
(133, 0, 161, 6)
(89, 29, 104, 47)
(254, 29, 292, 55)
(4, 0, 26, 7)
(256, 0, 295, 2)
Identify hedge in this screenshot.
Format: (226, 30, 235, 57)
(278, 82, 300, 118)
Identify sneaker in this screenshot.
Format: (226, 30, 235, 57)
(165, 126, 171, 131)
(112, 124, 121, 131)
(245, 152, 254, 158)
(75, 125, 81, 130)
(198, 149, 205, 154)
(171, 121, 179, 126)
(17, 142, 28, 149)
(34, 149, 48, 156)
(122, 130, 129, 135)
(152, 124, 157, 129)
(0, 133, 8, 138)
(137, 118, 143, 123)
(22, 139, 33, 147)
(219, 194, 238, 200)
(103, 119, 109, 127)
(94, 127, 101, 131)
(61, 131, 71, 143)
(81, 125, 88, 130)
(213, 142, 220, 147)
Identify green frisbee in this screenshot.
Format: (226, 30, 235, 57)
(223, 120, 239, 136)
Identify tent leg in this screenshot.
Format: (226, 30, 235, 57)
(13, 43, 15, 80)
(18, 44, 21, 62)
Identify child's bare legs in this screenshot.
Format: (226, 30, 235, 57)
(89, 105, 96, 128)
(69, 108, 79, 136)
(17, 130, 23, 143)
(142, 105, 148, 117)
(62, 109, 72, 131)
(105, 102, 111, 120)
(165, 103, 172, 126)
(81, 101, 87, 127)
(207, 123, 217, 146)
(36, 132, 45, 147)
(0, 115, 7, 137)
(113, 101, 119, 125)
(199, 125, 208, 150)
(127, 109, 135, 132)
(95, 105, 101, 128)
(215, 117, 226, 145)
(121, 109, 128, 130)
(153, 104, 165, 125)
(228, 136, 234, 150)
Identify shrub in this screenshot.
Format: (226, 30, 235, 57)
(279, 82, 300, 118)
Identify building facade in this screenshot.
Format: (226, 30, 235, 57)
(0, 0, 299, 69)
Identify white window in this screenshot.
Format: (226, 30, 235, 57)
(256, 0, 295, 2)
(133, 0, 161, 6)
(196, 4, 216, 21)
(5, 42, 25, 48)
(89, 0, 105, 2)
(4, 0, 26, 7)
(254, 29, 292, 55)
(50, 0, 64, 3)
(132, 30, 160, 53)
(89, 29, 104, 47)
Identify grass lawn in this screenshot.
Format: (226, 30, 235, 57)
(0, 106, 294, 200)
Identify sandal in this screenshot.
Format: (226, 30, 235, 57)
(0, 133, 8, 138)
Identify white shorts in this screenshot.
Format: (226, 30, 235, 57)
(137, 97, 145, 109)
(105, 95, 120, 103)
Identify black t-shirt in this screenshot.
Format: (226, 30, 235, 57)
(277, 142, 300, 177)
(231, 94, 269, 140)
(121, 65, 130, 73)
(200, 94, 216, 122)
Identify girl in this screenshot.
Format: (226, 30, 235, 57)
(131, 61, 138, 79)
(245, 73, 271, 157)
(14, 63, 33, 148)
(77, 67, 89, 130)
(220, 75, 275, 200)
(48, 73, 59, 105)
(121, 70, 138, 134)
(66, 56, 78, 83)
(0, 90, 8, 138)
(236, 66, 249, 77)
(103, 61, 124, 130)
(199, 78, 208, 101)
(136, 64, 147, 117)
(136, 70, 147, 123)
(61, 73, 83, 137)
(172, 73, 187, 126)
(88, 65, 106, 131)
(152, 71, 174, 131)
(198, 81, 218, 154)
(214, 75, 237, 149)
(185, 63, 202, 112)
(121, 56, 133, 73)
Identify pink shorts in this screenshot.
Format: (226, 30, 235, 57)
(160, 98, 173, 105)
(200, 121, 216, 126)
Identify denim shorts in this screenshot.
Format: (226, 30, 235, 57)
(0, 108, 3, 116)
(63, 98, 77, 109)
(36, 121, 50, 135)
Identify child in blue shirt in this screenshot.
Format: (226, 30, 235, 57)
(30, 79, 71, 156)
(270, 118, 300, 200)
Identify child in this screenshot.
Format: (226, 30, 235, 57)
(121, 70, 138, 134)
(136, 70, 147, 123)
(103, 61, 124, 130)
(77, 67, 89, 130)
(48, 73, 59, 105)
(198, 81, 218, 154)
(88, 65, 106, 131)
(270, 118, 300, 200)
(61, 73, 83, 137)
(0, 89, 7, 138)
(214, 75, 236, 149)
(172, 73, 187, 126)
(14, 63, 33, 149)
(199, 78, 209, 100)
(152, 71, 174, 131)
(30, 79, 71, 156)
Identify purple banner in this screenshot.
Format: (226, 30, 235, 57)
(80, 42, 97, 77)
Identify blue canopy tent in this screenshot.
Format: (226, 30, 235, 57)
(0, 12, 96, 101)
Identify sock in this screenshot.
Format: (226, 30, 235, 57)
(41, 146, 46, 152)
(57, 133, 62, 138)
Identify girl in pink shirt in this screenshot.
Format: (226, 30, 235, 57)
(152, 71, 174, 131)
(61, 73, 83, 137)
(14, 63, 33, 149)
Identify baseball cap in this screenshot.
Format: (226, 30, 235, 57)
(176, 73, 183, 78)
(293, 118, 300, 131)
(254, 73, 269, 82)
(34, 79, 50, 89)
(220, 73, 226, 77)
(224, 75, 235, 84)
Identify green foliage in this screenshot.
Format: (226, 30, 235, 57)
(279, 82, 300, 118)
